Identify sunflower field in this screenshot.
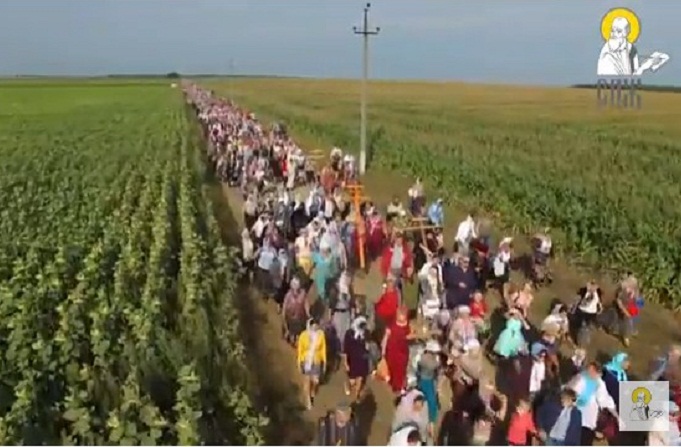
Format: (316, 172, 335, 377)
(0, 81, 265, 445)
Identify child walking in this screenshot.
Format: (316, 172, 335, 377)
(507, 399, 538, 446)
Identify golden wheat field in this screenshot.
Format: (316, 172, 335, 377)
(209, 78, 681, 308)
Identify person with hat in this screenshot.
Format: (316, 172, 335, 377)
(316, 402, 360, 446)
(297, 318, 327, 409)
(417, 339, 442, 436)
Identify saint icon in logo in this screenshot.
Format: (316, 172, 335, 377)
(597, 8, 670, 76)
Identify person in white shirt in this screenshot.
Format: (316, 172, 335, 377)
(455, 213, 478, 255)
(251, 215, 268, 241)
(529, 344, 547, 399)
(648, 401, 681, 446)
(566, 362, 620, 445)
(574, 281, 602, 346)
(388, 426, 422, 446)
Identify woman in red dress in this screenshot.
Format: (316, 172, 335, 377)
(366, 209, 385, 261)
(375, 279, 400, 328)
(382, 307, 415, 394)
(380, 232, 414, 281)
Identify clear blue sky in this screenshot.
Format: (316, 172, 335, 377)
(0, 0, 678, 85)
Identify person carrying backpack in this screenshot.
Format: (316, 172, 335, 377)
(316, 402, 360, 446)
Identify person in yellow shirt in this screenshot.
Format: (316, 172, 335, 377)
(297, 318, 327, 410)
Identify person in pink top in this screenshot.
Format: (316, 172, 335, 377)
(507, 398, 538, 446)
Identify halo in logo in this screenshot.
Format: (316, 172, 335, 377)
(631, 386, 652, 405)
(600, 7, 641, 44)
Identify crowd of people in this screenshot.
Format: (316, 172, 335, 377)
(184, 82, 681, 446)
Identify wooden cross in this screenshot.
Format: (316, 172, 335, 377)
(343, 182, 371, 270)
(394, 216, 442, 242)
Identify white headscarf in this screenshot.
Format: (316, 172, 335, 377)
(351, 316, 367, 340)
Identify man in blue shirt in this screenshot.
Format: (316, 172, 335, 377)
(426, 199, 444, 227)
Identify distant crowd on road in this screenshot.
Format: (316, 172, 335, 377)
(183, 82, 681, 447)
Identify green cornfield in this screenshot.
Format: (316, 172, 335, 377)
(209, 78, 681, 308)
(0, 80, 265, 445)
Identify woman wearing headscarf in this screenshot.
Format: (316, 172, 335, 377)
(417, 339, 442, 437)
(366, 209, 385, 261)
(493, 310, 528, 359)
(295, 227, 313, 277)
(339, 212, 356, 268)
(297, 318, 327, 409)
(332, 270, 354, 352)
(407, 177, 425, 216)
(312, 246, 337, 304)
(383, 307, 416, 395)
(375, 277, 400, 330)
(566, 362, 619, 446)
(282, 277, 309, 345)
(342, 316, 370, 402)
(272, 247, 290, 309)
(602, 352, 630, 408)
(392, 389, 430, 444)
(448, 305, 478, 355)
(255, 240, 277, 299)
(492, 237, 513, 300)
(419, 265, 443, 324)
(613, 276, 639, 347)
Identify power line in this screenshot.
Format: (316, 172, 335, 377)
(353, 3, 380, 176)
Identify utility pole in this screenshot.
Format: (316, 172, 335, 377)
(228, 58, 235, 100)
(353, 3, 380, 176)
